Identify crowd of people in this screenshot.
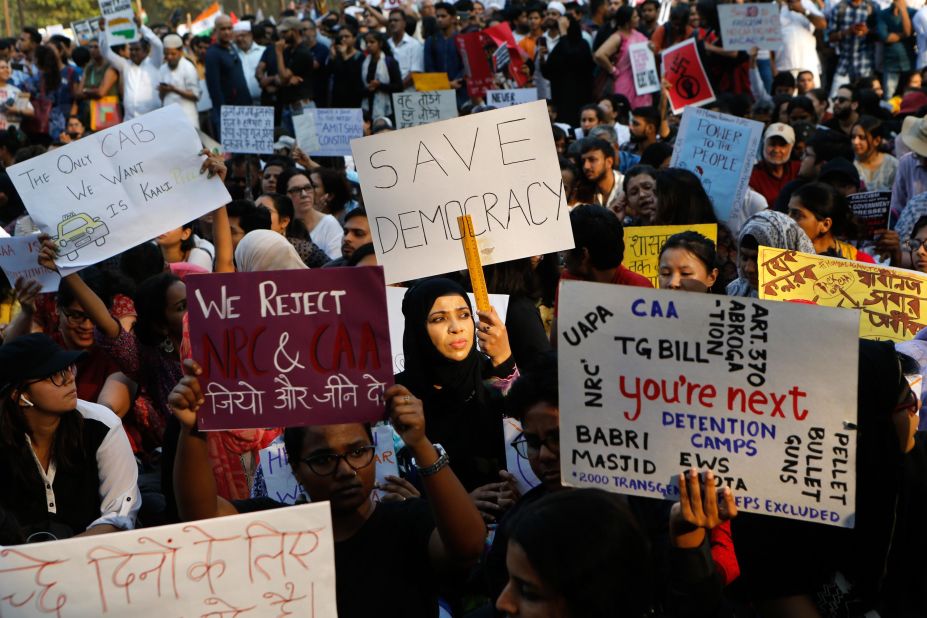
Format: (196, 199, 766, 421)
(1, 0, 927, 616)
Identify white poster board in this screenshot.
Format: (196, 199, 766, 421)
(9, 105, 232, 272)
(557, 282, 859, 527)
(221, 105, 274, 154)
(503, 417, 541, 494)
(386, 286, 511, 374)
(0, 234, 60, 292)
(99, 0, 138, 44)
(629, 41, 661, 96)
(392, 90, 458, 129)
(294, 108, 364, 157)
(486, 88, 539, 108)
(352, 100, 574, 284)
(717, 3, 783, 51)
(0, 503, 336, 616)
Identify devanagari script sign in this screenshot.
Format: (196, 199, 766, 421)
(622, 223, 718, 287)
(558, 281, 859, 527)
(392, 90, 458, 129)
(352, 100, 574, 283)
(221, 105, 274, 154)
(717, 3, 782, 51)
(758, 247, 927, 342)
(0, 503, 336, 617)
(9, 105, 231, 272)
(187, 267, 394, 430)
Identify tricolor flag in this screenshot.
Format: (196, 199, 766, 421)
(188, 2, 222, 36)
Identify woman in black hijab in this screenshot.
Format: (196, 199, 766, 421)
(540, 16, 594, 128)
(397, 278, 516, 515)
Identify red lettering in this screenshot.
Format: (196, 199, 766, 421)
(358, 322, 381, 370)
(331, 322, 356, 370)
(310, 324, 330, 371)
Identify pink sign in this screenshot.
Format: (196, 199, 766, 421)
(661, 38, 716, 114)
(187, 267, 393, 430)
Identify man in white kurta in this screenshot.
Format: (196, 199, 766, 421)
(158, 34, 200, 128)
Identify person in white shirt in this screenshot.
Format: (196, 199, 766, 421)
(158, 34, 200, 129)
(387, 9, 424, 90)
(234, 21, 265, 104)
(775, 0, 826, 86)
(101, 19, 163, 119)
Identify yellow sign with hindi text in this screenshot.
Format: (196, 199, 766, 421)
(622, 224, 718, 287)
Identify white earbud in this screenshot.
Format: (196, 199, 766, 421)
(19, 396, 34, 408)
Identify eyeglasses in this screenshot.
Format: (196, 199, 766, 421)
(832, 96, 850, 103)
(61, 308, 91, 326)
(28, 364, 76, 388)
(511, 430, 559, 459)
(287, 184, 314, 196)
(301, 445, 376, 476)
(904, 238, 927, 252)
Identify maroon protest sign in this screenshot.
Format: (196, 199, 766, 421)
(661, 38, 716, 114)
(187, 267, 393, 430)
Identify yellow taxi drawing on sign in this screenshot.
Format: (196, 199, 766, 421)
(54, 212, 110, 261)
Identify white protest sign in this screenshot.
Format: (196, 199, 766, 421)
(258, 435, 304, 504)
(486, 88, 539, 108)
(669, 106, 764, 224)
(386, 286, 511, 374)
(294, 108, 364, 157)
(0, 234, 60, 292)
(221, 105, 274, 154)
(629, 41, 660, 96)
(373, 423, 400, 501)
(557, 282, 859, 527)
(503, 417, 541, 494)
(392, 90, 458, 129)
(99, 0, 139, 44)
(0, 503, 336, 616)
(352, 100, 573, 283)
(717, 3, 783, 51)
(9, 105, 232, 272)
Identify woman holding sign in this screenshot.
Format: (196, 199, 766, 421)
(361, 31, 403, 123)
(593, 6, 652, 109)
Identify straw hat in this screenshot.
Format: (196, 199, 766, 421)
(901, 115, 927, 157)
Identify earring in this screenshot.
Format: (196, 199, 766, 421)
(159, 338, 176, 354)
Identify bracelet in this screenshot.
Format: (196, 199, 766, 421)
(415, 443, 449, 477)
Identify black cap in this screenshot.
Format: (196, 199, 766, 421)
(0, 334, 86, 393)
(819, 157, 860, 187)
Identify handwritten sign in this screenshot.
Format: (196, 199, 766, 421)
(412, 72, 451, 91)
(558, 280, 859, 527)
(661, 39, 715, 114)
(71, 16, 103, 43)
(0, 503, 336, 617)
(373, 424, 400, 500)
(221, 105, 274, 154)
(9, 105, 231, 272)
(187, 267, 394, 430)
(352, 100, 573, 283)
(669, 107, 764, 223)
(392, 90, 458, 129)
(293, 108, 364, 157)
(758, 247, 927, 342)
(503, 417, 541, 494)
(486, 88, 539, 108)
(622, 223, 718, 287)
(629, 41, 660, 96)
(0, 234, 60, 292)
(99, 0, 138, 44)
(718, 3, 783, 51)
(847, 191, 891, 240)
(385, 286, 510, 374)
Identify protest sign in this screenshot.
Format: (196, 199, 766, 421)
(847, 191, 891, 240)
(483, 23, 530, 88)
(373, 423, 400, 500)
(352, 100, 573, 283)
(385, 286, 510, 374)
(661, 39, 715, 114)
(221, 105, 274, 154)
(486, 88, 539, 108)
(558, 280, 859, 527)
(187, 267, 394, 430)
(392, 90, 459, 129)
(293, 107, 364, 157)
(99, 0, 139, 44)
(0, 234, 60, 292)
(458, 32, 495, 99)
(669, 107, 764, 223)
(758, 246, 927, 342)
(622, 223, 718, 287)
(257, 435, 304, 504)
(718, 3, 783, 51)
(9, 105, 231, 272)
(90, 96, 122, 131)
(503, 417, 541, 494)
(413, 72, 451, 91)
(0, 503, 336, 617)
(71, 16, 103, 43)
(629, 41, 660, 96)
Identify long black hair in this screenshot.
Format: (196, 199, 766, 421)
(262, 192, 311, 240)
(135, 272, 182, 347)
(653, 168, 717, 226)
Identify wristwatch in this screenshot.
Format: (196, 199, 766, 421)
(415, 443, 449, 477)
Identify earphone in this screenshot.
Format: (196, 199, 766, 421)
(19, 395, 34, 408)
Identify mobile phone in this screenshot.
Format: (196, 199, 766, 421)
(538, 36, 547, 48)
(10, 62, 23, 71)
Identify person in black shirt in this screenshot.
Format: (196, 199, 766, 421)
(168, 359, 485, 618)
(275, 16, 315, 111)
(204, 15, 253, 140)
(327, 26, 366, 109)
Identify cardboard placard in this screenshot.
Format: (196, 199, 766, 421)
(293, 108, 364, 157)
(622, 224, 718, 287)
(758, 246, 927, 342)
(503, 417, 542, 494)
(718, 3, 783, 51)
(0, 234, 60, 292)
(351, 100, 573, 284)
(486, 88, 538, 108)
(392, 90, 458, 129)
(9, 105, 231, 272)
(558, 281, 859, 527)
(220, 105, 274, 154)
(99, 0, 138, 44)
(187, 267, 394, 430)
(669, 106, 764, 223)
(629, 41, 660, 96)
(661, 39, 716, 114)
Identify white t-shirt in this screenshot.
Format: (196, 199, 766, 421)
(775, 0, 823, 77)
(159, 57, 200, 129)
(310, 214, 344, 260)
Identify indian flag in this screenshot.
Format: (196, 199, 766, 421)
(188, 2, 222, 37)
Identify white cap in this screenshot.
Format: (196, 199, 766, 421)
(274, 135, 296, 150)
(232, 20, 251, 32)
(763, 122, 795, 145)
(163, 33, 184, 49)
(547, 1, 566, 14)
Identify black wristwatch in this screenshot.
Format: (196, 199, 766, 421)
(415, 443, 449, 477)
